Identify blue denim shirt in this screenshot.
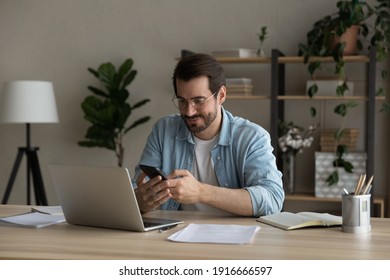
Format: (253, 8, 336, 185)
(134, 107, 284, 217)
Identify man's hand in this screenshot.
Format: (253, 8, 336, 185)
(135, 172, 172, 213)
(168, 169, 205, 204)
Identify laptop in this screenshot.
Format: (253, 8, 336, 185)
(48, 164, 183, 231)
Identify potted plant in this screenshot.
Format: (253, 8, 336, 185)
(79, 58, 151, 167)
(298, 0, 390, 186)
(256, 25, 268, 57)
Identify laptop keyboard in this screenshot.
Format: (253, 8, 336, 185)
(143, 221, 162, 228)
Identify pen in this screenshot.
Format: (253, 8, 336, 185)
(342, 188, 349, 195)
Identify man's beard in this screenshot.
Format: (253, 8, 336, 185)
(182, 110, 218, 134)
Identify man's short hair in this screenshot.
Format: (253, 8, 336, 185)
(172, 53, 226, 96)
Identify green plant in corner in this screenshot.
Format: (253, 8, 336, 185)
(297, 0, 390, 186)
(78, 58, 151, 167)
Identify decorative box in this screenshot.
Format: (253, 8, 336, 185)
(315, 152, 366, 198)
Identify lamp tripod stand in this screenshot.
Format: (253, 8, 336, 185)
(1, 123, 48, 205)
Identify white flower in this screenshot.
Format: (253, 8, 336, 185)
(278, 122, 317, 155)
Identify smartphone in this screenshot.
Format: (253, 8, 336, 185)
(139, 164, 168, 180)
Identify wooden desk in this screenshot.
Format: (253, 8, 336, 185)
(1, 205, 390, 260)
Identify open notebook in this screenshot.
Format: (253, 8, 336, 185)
(48, 164, 183, 231)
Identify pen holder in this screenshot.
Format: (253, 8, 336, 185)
(342, 193, 371, 233)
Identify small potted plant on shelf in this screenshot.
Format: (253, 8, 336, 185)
(297, 0, 390, 186)
(256, 25, 268, 57)
(78, 58, 151, 167)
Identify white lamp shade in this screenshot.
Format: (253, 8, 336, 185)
(0, 80, 59, 123)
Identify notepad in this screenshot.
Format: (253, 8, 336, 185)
(0, 212, 66, 228)
(257, 212, 342, 230)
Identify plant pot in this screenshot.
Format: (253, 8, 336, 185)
(329, 25, 359, 55)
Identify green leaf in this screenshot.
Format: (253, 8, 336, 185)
(87, 68, 99, 79)
(121, 70, 137, 89)
(87, 86, 109, 98)
(310, 107, 317, 117)
(114, 103, 131, 129)
(118, 58, 134, 79)
(98, 62, 116, 90)
(125, 116, 151, 133)
(326, 171, 339, 186)
(336, 82, 348, 96)
(131, 98, 151, 110)
(308, 62, 321, 76)
(380, 102, 390, 113)
(336, 144, 348, 158)
(343, 161, 354, 173)
(334, 103, 347, 116)
(307, 84, 318, 98)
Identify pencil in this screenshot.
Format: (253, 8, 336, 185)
(355, 174, 365, 195)
(362, 175, 374, 195)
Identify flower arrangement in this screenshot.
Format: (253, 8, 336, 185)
(278, 121, 317, 156)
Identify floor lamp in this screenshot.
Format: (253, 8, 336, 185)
(0, 80, 59, 205)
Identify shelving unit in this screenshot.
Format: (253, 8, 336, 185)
(217, 48, 381, 215)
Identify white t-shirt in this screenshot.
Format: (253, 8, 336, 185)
(181, 134, 229, 214)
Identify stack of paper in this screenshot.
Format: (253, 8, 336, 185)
(226, 78, 253, 96)
(0, 207, 65, 228)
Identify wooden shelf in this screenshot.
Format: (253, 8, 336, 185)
(277, 95, 386, 101)
(227, 95, 386, 101)
(278, 55, 370, 64)
(226, 95, 270, 100)
(215, 57, 271, 63)
(214, 55, 370, 64)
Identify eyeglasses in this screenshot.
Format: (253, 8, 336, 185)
(172, 91, 218, 110)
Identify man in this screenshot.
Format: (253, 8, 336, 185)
(134, 53, 284, 217)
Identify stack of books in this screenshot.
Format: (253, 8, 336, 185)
(320, 128, 359, 152)
(226, 78, 253, 96)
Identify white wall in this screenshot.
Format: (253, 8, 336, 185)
(0, 0, 388, 213)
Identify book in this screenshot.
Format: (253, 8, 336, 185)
(211, 48, 257, 58)
(257, 212, 342, 230)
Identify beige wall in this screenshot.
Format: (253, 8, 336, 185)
(0, 0, 388, 214)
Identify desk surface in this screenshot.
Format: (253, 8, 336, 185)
(1, 205, 390, 260)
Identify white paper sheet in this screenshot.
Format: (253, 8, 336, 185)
(167, 223, 260, 244)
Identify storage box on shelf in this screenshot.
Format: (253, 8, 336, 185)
(315, 152, 366, 198)
(320, 128, 359, 152)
